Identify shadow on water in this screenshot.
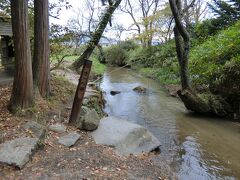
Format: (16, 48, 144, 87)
(100, 67, 240, 180)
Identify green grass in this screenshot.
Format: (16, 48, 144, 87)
(137, 66, 180, 85)
(64, 55, 78, 62)
(90, 57, 106, 76)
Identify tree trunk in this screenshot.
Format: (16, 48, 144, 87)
(97, 44, 106, 64)
(170, 0, 232, 117)
(71, 0, 122, 70)
(9, 0, 34, 112)
(33, 0, 50, 97)
(170, 0, 191, 90)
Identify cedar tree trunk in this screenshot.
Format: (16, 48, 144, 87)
(9, 0, 34, 112)
(33, 0, 50, 97)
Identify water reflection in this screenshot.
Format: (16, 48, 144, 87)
(100, 67, 240, 180)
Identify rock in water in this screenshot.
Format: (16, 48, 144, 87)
(49, 123, 66, 133)
(58, 132, 81, 147)
(133, 86, 147, 93)
(23, 121, 46, 140)
(0, 137, 39, 169)
(110, 90, 121, 95)
(91, 117, 161, 155)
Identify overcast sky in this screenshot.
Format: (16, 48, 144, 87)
(49, 0, 212, 40)
(49, 0, 136, 39)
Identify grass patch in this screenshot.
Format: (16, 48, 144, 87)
(91, 57, 106, 76)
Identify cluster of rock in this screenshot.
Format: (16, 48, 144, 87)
(0, 84, 161, 169)
(0, 121, 81, 169)
(110, 86, 147, 96)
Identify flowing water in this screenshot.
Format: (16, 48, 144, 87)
(100, 67, 240, 180)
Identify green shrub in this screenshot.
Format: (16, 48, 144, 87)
(127, 40, 177, 68)
(118, 40, 138, 51)
(104, 45, 127, 66)
(128, 47, 156, 67)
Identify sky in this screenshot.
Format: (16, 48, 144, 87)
(49, 0, 135, 40)
(49, 0, 212, 41)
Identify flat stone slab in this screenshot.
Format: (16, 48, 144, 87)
(92, 117, 161, 155)
(49, 123, 66, 133)
(58, 132, 81, 147)
(23, 121, 46, 140)
(0, 137, 39, 169)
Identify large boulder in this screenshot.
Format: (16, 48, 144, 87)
(75, 106, 100, 131)
(91, 117, 161, 155)
(0, 137, 39, 169)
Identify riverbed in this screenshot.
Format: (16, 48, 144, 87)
(100, 67, 240, 180)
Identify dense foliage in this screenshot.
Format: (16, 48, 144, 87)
(190, 21, 240, 85)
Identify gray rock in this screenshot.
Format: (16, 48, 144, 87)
(92, 117, 161, 155)
(0, 137, 39, 169)
(58, 132, 81, 147)
(23, 121, 46, 140)
(49, 123, 66, 133)
(75, 106, 100, 131)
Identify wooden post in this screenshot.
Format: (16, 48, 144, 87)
(69, 60, 92, 124)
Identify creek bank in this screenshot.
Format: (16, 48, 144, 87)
(132, 67, 239, 120)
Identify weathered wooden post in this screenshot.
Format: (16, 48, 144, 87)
(69, 60, 92, 124)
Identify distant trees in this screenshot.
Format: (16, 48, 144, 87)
(196, 0, 240, 38)
(209, 0, 240, 28)
(9, 0, 34, 112)
(120, 0, 160, 47)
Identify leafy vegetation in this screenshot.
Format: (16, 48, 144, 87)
(190, 21, 240, 85)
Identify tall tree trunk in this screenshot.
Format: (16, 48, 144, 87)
(33, 0, 50, 97)
(71, 0, 122, 70)
(169, 0, 232, 117)
(9, 0, 34, 112)
(169, 0, 212, 113)
(169, 0, 191, 90)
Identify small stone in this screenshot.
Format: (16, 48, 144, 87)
(49, 123, 66, 133)
(58, 132, 81, 147)
(102, 167, 108, 171)
(0, 137, 39, 169)
(110, 90, 121, 95)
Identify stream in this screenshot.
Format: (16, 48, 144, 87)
(100, 67, 240, 180)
